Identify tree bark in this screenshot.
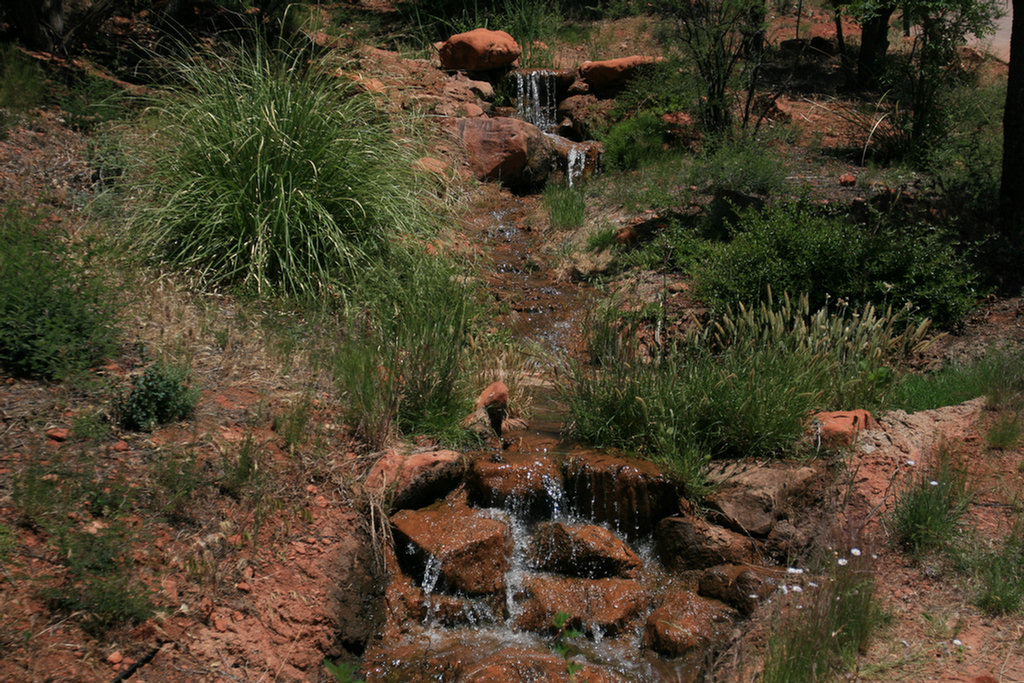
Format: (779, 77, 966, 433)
(7, 0, 65, 51)
(857, 4, 895, 88)
(1001, 0, 1024, 235)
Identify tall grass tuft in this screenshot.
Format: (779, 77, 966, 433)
(124, 36, 433, 299)
(889, 441, 970, 556)
(564, 293, 931, 492)
(544, 184, 586, 230)
(891, 345, 1024, 412)
(761, 551, 882, 683)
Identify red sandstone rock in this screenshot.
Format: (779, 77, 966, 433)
(579, 56, 659, 94)
(513, 575, 645, 634)
(529, 521, 642, 578)
(46, 427, 69, 442)
(364, 449, 465, 509)
(470, 453, 562, 516)
(812, 409, 880, 448)
(703, 461, 820, 536)
(839, 173, 857, 186)
(439, 29, 521, 71)
(391, 500, 512, 595)
(556, 94, 615, 139)
(563, 453, 678, 538)
(697, 563, 785, 615)
(656, 510, 764, 571)
(458, 117, 557, 188)
(475, 381, 509, 410)
(644, 588, 735, 656)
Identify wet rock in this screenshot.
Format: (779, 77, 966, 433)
(364, 639, 630, 683)
(656, 510, 764, 571)
(363, 449, 466, 509)
(458, 117, 557, 189)
(547, 134, 603, 184)
(644, 588, 735, 657)
(811, 409, 880, 448)
(556, 94, 615, 140)
(439, 28, 521, 71)
(697, 564, 784, 615)
(391, 500, 512, 595)
(562, 454, 678, 538)
(469, 453, 563, 518)
(529, 522, 642, 579)
(513, 576, 645, 635)
(579, 56, 659, 96)
(703, 461, 819, 537)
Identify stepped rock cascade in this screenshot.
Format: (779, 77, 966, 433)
(514, 69, 558, 132)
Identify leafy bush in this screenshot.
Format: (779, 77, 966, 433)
(0, 203, 119, 379)
(564, 294, 930, 491)
(694, 203, 979, 326)
(117, 361, 199, 431)
(125, 36, 433, 299)
(890, 441, 970, 555)
(0, 44, 46, 133)
(689, 135, 787, 195)
(602, 112, 672, 171)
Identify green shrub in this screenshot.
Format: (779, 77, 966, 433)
(44, 526, 151, 636)
(890, 345, 1024, 412)
(689, 135, 787, 195)
(610, 58, 694, 120)
(0, 44, 46, 133)
(0, 203, 119, 380)
(544, 184, 586, 230)
(125, 36, 433, 298)
(890, 441, 970, 555)
(694, 202, 979, 326)
(603, 112, 672, 171)
(986, 413, 1022, 450)
(116, 361, 199, 431)
(564, 294, 929, 491)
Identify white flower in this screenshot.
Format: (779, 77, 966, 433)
(808, 582, 819, 588)
(952, 639, 963, 647)
(850, 548, 862, 556)
(838, 558, 849, 566)
(787, 567, 805, 575)
(906, 460, 916, 466)
(791, 585, 803, 593)
(930, 480, 939, 486)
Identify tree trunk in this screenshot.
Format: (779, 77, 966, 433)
(7, 0, 65, 51)
(857, 5, 894, 88)
(1001, 0, 1024, 234)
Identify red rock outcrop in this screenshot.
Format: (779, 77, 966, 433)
(458, 117, 557, 188)
(528, 522, 642, 579)
(513, 575, 645, 634)
(644, 588, 735, 656)
(579, 56, 659, 95)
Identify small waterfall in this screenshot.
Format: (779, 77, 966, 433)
(566, 144, 586, 188)
(514, 70, 557, 132)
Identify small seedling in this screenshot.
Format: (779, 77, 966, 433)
(325, 659, 365, 683)
(116, 361, 199, 431)
(552, 611, 584, 681)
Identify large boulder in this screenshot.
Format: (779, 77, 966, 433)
(513, 576, 645, 635)
(528, 522, 642, 579)
(644, 588, 735, 657)
(579, 56, 659, 96)
(391, 500, 512, 595)
(439, 28, 521, 71)
(556, 94, 615, 140)
(562, 453, 678, 538)
(458, 117, 557, 189)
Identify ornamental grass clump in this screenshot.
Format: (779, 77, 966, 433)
(563, 292, 932, 492)
(124, 36, 433, 299)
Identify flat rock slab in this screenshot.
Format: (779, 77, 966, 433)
(391, 501, 512, 595)
(563, 454, 678, 538)
(470, 453, 563, 518)
(644, 588, 735, 657)
(529, 522, 642, 579)
(513, 576, 645, 635)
